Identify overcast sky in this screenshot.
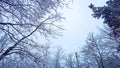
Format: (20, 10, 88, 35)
(51, 0, 108, 53)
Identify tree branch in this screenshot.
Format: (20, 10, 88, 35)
(0, 16, 50, 61)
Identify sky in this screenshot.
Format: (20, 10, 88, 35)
(51, 0, 108, 53)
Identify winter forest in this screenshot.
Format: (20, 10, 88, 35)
(0, 0, 120, 68)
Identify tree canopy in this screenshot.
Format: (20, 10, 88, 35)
(0, 0, 66, 63)
(89, 0, 120, 38)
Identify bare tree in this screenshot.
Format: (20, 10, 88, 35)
(53, 47, 64, 68)
(81, 31, 120, 68)
(82, 33, 105, 68)
(65, 54, 75, 68)
(0, 0, 67, 66)
(39, 45, 51, 68)
(75, 52, 80, 68)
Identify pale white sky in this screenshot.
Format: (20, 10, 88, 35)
(51, 0, 108, 53)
